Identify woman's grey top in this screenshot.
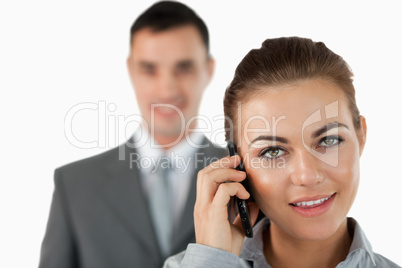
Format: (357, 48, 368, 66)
(164, 217, 400, 268)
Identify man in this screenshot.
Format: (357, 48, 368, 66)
(39, 2, 226, 267)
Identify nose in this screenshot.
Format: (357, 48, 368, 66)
(156, 71, 178, 99)
(290, 150, 324, 187)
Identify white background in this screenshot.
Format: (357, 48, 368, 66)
(1, 0, 401, 266)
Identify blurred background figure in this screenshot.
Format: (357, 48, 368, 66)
(39, 1, 225, 267)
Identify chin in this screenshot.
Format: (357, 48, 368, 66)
(288, 217, 344, 241)
(154, 122, 184, 137)
(294, 227, 337, 241)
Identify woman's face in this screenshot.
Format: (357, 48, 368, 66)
(239, 79, 366, 241)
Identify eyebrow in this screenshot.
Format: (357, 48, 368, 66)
(248, 122, 350, 148)
(138, 61, 155, 68)
(249, 135, 289, 148)
(311, 122, 349, 139)
(176, 60, 194, 68)
(137, 60, 194, 70)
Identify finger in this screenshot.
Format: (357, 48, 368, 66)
(194, 182, 247, 244)
(212, 182, 250, 209)
(196, 155, 245, 203)
(197, 155, 242, 191)
(204, 155, 241, 171)
(197, 169, 246, 205)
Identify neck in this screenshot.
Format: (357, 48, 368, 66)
(264, 219, 352, 268)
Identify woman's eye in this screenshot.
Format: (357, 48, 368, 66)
(318, 136, 344, 147)
(260, 147, 285, 159)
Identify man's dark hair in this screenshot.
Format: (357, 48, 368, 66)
(130, 1, 210, 53)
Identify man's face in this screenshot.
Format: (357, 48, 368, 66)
(127, 25, 214, 144)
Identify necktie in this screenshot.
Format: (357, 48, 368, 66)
(149, 156, 172, 258)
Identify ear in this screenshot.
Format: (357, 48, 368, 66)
(206, 56, 215, 84)
(126, 56, 136, 89)
(126, 57, 133, 77)
(358, 115, 367, 156)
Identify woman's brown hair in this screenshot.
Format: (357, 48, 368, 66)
(224, 37, 360, 142)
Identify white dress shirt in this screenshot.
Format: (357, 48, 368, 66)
(133, 127, 205, 230)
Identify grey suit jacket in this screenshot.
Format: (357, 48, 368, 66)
(39, 137, 226, 268)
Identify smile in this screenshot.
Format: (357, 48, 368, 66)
(289, 193, 336, 217)
(291, 195, 334, 208)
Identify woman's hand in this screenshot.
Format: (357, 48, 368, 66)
(194, 155, 259, 256)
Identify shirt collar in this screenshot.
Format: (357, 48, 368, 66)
(239, 217, 376, 266)
(240, 217, 270, 265)
(346, 217, 377, 266)
(133, 126, 205, 173)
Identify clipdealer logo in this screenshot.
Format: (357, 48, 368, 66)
(63, 101, 229, 160)
(63, 100, 340, 166)
(302, 101, 339, 167)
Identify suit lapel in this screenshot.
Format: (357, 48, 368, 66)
(170, 157, 199, 252)
(171, 137, 226, 252)
(102, 137, 225, 257)
(103, 143, 161, 259)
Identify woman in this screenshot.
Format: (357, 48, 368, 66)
(164, 37, 400, 267)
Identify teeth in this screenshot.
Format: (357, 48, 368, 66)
(294, 196, 331, 207)
(158, 107, 173, 112)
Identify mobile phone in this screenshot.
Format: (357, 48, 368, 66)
(227, 141, 253, 238)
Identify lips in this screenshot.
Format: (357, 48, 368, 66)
(290, 194, 335, 209)
(154, 106, 178, 116)
(152, 100, 186, 118)
(289, 193, 336, 217)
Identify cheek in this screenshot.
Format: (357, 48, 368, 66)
(328, 147, 361, 196)
(182, 86, 204, 112)
(134, 91, 150, 110)
(338, 139, 361, 176)
(181, 79, 203, 97)
(248, 167, 288, 211)
(181, 70, 209, 92)
(133, 73, 152, 89)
